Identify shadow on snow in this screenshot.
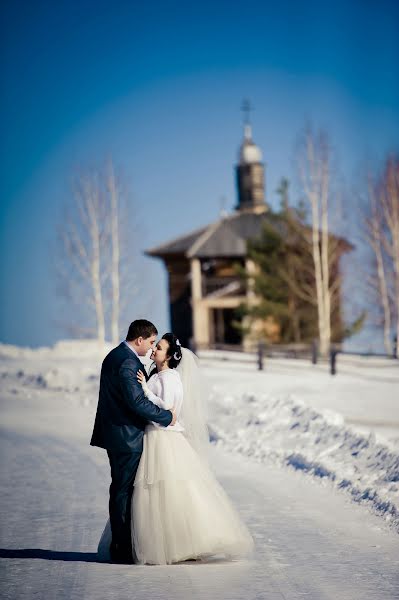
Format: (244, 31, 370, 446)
(0, 548, 100, 562)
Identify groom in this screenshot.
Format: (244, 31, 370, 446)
(90, 319, 176, 564)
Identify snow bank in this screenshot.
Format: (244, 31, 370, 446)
(209, 390, 399, 531)
(0, 340, 112, 361)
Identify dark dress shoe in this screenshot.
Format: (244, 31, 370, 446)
(110, 543, 134, 564)
(111, 555, 134, 564)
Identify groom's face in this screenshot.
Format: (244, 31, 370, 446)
(137, 334, 157, 357)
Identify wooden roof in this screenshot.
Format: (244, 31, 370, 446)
(146, 210, 353, 260)
(146, 212, 270, 259)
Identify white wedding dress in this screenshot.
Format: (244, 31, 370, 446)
(98, 362, 254, 565)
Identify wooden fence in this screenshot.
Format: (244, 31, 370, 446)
(197, 342, 398, 376)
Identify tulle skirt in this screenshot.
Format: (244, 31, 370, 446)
(98, 426, 254, 565)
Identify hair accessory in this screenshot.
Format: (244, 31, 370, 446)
(173, 351, 180, 360)
(176, 339, 181, 346)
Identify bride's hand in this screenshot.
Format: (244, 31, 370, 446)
(170, 408, 177, 426)
(137, 370, 146, 386)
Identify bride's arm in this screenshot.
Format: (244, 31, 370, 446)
(137, 370, 175, 411)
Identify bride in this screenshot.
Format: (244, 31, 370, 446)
(98, 333, 254, 565)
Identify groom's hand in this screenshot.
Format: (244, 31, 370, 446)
(170, 408, 177, 426)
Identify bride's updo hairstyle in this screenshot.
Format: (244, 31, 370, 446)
(162, 333, 183, 369)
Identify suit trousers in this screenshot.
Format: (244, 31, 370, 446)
(107, 449, 142, 560)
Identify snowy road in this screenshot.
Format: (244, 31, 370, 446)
(1, 379, 399, 599)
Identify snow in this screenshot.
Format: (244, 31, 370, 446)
(1, 340, 399, 598)
(200, 350, 399, 530)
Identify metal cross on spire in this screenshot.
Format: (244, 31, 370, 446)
(241, 98, 253, 126)
(241, 98, 253, 140)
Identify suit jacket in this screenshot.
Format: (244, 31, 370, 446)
(90, 342, 173, 452)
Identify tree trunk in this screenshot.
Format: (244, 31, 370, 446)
(385, 161, 399, 357)
(300, 128, 334, 357)
(108, 160, 120, 346)
(367, 178, 392, 355)
(86, 180, 105, 348)
(320, 159, 331, 351)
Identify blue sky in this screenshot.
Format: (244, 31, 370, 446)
(1, 0, 398, 347)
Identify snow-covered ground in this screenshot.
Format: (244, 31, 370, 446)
(1, 341, 399, 599)
(199, 350, 399, 531)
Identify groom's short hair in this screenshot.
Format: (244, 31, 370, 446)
(126, 319, 158, 341)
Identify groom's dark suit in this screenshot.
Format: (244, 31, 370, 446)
(90, 341, 172, 562)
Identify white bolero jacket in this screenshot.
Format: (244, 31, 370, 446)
(145, 368, 184, 432)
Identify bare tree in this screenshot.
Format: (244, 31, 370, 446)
(384, 157, 399, 356)
(363, 156, 399, 356)
(56, 159, 145, 345)
(296, 125, 343, 356)
(364, 174, 392, 354)
(107, 159, 121, 345)
(102, 158, 144, 344)
(57, 169, 107, 346)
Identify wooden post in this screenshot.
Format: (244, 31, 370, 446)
(257, 341, 265, 371)
(330, 345, 337, 375)
(311, 339, 318, 365)
(191, 258, 209, 348)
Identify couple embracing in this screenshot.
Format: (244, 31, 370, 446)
(90, 319, 254, 565)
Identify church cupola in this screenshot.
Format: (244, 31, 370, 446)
(235, 100, 267, 213)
